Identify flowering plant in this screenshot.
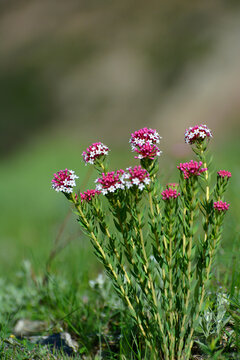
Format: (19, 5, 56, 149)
(51, 125, 231, 359)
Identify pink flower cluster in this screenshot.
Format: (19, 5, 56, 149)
(177, 160, 207, 179)
(161, 188, 180, 201)
(95, 166, 151, 195)
(120, 166, 151, 190)
(134, 143, 162, 160)
(130, 127, 162, 160)
(82, 142, 109, 165)
(130, 127, 161, 148)
(52, 169, 78, 194)
(214, 200, 230, 212)
(185, 125, 213, 144)
(217, 170, 232, 178)
(95, 170, 125, 195)
(80, 189, 100, 202)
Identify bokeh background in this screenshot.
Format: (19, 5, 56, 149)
(1, 0, 239, 280)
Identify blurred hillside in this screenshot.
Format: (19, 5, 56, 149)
(1, 0, 240, 157)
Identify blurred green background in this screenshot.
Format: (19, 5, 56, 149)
(0, 0, 239, 281)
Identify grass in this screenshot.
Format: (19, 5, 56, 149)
(0, 261, 239, 359)
(0, 129, 239, 358)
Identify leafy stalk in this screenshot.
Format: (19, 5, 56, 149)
(134, 192, 169, 359)
(70, 194, 151, 347)
(178, 177, 198, 358)
(184, 223, 222, 358)
(112, 197, 151, 300)
(193, 141, 210, 243)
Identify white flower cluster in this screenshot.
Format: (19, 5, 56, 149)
(120, 170, 151, 190)
(95, 181, 125, 195)
(130, 127, 161, 150)
(52, 169, 79, 193)
(82, 142, 109, 165)
(95, 170, 125, 195)
(185, 125, 213, 144)
(95, 166, 151, 195)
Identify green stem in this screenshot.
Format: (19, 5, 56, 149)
(72, 195, 150, 345)
(204, 169, 209, 244)
(199, 147, 209, 243)
(168, 218, 175, 360)
(136, 211, 169, 359)
(149, 191, 168, 301)
(115, 199, 151, 300)
(177, 208, 194, 359)
(99, 213, 155, 340)
(182, 207, 187, 256)
(184, 226, 219, 359)
(95, 207, 144, 308)
(149, 191, 161, 252)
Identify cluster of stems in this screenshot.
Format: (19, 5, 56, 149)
(54, 130, 230, 359)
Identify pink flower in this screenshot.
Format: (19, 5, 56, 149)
(177, 160, 207, 179)
(130, 127, 161, 149)
(80, 189, 100, 202)
(133, 142, 162, 160)
(52, 169, 78, 193)
(95, 170, 125, 195)
(217, 170, 232, 178)
(162, 188, 180, 201)
(185, 125, 212, 144)
(130, 127, 162, 160)
(82, 142, 109, 165)
(120, 166, 151, 190)
(214, 201, 230, 212)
